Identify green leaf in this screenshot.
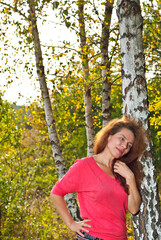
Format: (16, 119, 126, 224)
(53, 1, 59, 9)
(65, 21, 71, 28)
(63, 9, 68, 16)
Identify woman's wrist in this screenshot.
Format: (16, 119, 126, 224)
(67, 219, 75, 229)
(126, 172, 135, 185)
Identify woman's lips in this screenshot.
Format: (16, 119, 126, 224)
(116, 147, 123, 154)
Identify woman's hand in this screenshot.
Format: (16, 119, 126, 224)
(51, 194, 91, 236)
(69, 219, 91, 237)
(114, 160, 134, 181)
(114, 160, 141, 214)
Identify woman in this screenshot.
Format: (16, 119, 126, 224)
(50, 116, 146, 240)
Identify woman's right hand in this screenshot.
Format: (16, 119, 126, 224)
(50, 194, 91, 237)
(69, 219, 91, 237)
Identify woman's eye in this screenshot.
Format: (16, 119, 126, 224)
(120, 137, 124, 141)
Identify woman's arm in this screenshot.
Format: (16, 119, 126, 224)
(125, 173, 141, 214)
(50, 193, 91, 237)
(114, 161, 141, 215)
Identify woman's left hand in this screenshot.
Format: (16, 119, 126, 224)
(114, 161, 141, 214)
(114, 160, 134, 181)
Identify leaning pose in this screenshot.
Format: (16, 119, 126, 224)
(51, 116, 146, 240)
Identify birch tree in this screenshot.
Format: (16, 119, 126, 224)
(27, 0, 81, 221)
(101, 0, 114, 126)
(117, 0, 161, 239)
(77, 1, 94, 156)
(77, 0, 116, 152)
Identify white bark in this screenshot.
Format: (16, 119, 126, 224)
(28, 0, 81, 221)
(78, 2, 94, 156)
(101, 0, 114, 126)
(117, 0, 161, 239)
(84, 84, 94, 156)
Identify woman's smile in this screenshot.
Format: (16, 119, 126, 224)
(106, 128, 135, 159)
(116, 147, 123, 155)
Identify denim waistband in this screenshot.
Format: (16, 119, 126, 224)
(76, 232, 103, 240)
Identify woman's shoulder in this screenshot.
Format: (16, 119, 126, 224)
(72, 156, 94, 171)
(75, 156, 94, 166)
(73, 156, 96, 179)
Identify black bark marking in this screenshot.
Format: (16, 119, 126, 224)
(50, 140, 57, 146)
(118, 0, 141, 20)
(126, 40, 130, 51)
(129, 93, 133, 100)
(135, 75, 147, 88)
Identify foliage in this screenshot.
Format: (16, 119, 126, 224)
(147, 76, 161, 172)
(0, 0, 160, 239)
(0, 100, 58, 239)
(126, 212, 134, 239)
(143, 0, 161, 78)
(142, 0, 161, 172)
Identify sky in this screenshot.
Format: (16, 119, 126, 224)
(0, 0, 120, 106)
(2, 0, 150, 106)
(0, 3, 77, 106)
(0, 0, 150, 106)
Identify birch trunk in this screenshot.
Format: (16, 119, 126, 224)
(28, 0, 81, 221)
(78, 2, 94, 156)
(101, 0, 114, 127)
(117, 0, 161, 239)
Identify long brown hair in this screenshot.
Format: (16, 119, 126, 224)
(93, 115, 146, 193)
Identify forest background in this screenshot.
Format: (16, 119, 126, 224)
(0, 0, 160, 239)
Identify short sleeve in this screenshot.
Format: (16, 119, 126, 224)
(51, 159, 85, 196)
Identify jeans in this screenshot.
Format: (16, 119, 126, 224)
(76, 232, 103, 240)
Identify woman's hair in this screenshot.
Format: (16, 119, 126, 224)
(93, 115, 147, 193)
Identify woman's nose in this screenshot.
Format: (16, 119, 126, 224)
(122, 142, 128, 149)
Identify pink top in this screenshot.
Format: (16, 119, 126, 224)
(51, 157, 128, 240)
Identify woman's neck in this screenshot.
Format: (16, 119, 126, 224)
(93, 150, 114, 170)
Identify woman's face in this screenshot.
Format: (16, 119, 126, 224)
(106, 127, 135, 159)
